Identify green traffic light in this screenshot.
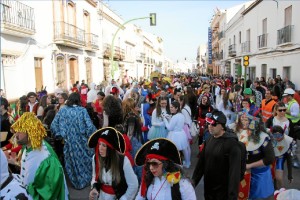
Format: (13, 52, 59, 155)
(150, 13, 156, 26)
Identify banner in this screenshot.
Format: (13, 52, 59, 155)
(208, 27, 212, 65)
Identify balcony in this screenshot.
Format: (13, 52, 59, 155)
(102, 44, 125, 60)
(228, 44, 236, 57)
(277, 25, 294, 45)
(218, 31, 225, 40)
(85, 33, 99, 51)
(54, 21, 85, 48)
(258, 34, 267, 48)
(1, 0, 35, 37)
(241, 41, 250, 53)
(136, 53, 145, 61)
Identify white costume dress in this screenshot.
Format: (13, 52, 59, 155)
(164, 113, 188, 151)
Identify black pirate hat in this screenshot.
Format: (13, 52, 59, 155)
(135, 138, 181, 166)
(88, 127, 125, 154)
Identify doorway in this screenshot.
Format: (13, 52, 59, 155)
(69, 58, 78, 86)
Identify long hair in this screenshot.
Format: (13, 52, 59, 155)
(102, 95, 123, 127)
(66, 92, 80, 106)
(171, 101, 181, 114)
(144, 160, 185, 199)
(39, 95, 48, 108)
(122, 98, 136, 119)
(97, 146, 121, 184)
(236, 114, 263, 143)
(156, 96, 170, 117)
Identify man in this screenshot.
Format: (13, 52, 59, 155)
(283, 88, 300, 168)
(261, 89, 276, 123)
(192, 110, 242, 200)
(9, 112, 69, 199)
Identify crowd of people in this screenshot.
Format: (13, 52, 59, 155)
(1, 73, 300, 200)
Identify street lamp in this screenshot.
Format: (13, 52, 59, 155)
(110, 13, 156, 79)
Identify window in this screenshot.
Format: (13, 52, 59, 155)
(34, 57, 43, 91)
(283, 66, 291, 80)
(239, 31, 241, 44)
(285, 6, 292, 26)
(262, 18, 267, 34)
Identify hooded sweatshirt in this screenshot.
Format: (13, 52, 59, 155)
(192, 129, 241, 200)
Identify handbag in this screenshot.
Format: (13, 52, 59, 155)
(190, 120, 199, 137)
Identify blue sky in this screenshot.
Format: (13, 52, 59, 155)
(105, 0, 248, 63)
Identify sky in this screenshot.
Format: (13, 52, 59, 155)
(105, 0, 248, 63)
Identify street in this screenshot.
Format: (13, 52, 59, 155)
(68, 137, 300, 200)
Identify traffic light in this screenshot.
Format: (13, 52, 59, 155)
(150, 13, 156, 26)
(243, 55, 249, 67)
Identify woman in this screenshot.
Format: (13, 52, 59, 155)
(135, 138, 196, 200)
(185, 86, 198, 119)
(163, 101, 190, 169)
(93, 92, 105, 128)
(265, 102, 294, 137)
(195, 94, 213, 145)
(215, 87, 226, 107)
(217, 89, 234, 126)
(122, 98, 142, 143)
(37, 95, 51, 120)
(102, 95, 123, 128)
(148, 96, 170, 140)
(88, 127, 138, 200)
(179, 95, 192, 168)
(235, 112, 275, 200)
(51, 92, 97, 189)
(269, 126, 293, 190)
(197, 84, 214, 107)
(56, 92, 68, 111)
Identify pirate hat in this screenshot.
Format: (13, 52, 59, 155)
(88, 127, 125, 154)
(135, 138, 181, 166)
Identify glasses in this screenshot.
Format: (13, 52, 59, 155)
(277, 109, 287, 112)
(146, 161, 162, 168)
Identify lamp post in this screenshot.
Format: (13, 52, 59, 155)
(110, 15, 155, 79)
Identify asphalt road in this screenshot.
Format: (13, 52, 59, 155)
(68, 137, 300, 200)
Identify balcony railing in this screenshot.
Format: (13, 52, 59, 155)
(241, 41, 250, 53)
(218, 31, 224, 40)
(115, 46, 125, 61)
(1, 0, 35, 36)
(258, 34, 267, 48)
(277, 25, 294, 45)
(85, 33, 98, 50)
(54, 21, 85, 47)
(228, 44, 236, 57)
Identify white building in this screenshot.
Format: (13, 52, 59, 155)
(1, 0, 166, 101)
(218, 0, 300, 88)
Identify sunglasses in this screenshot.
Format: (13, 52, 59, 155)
(277, 109, 287, 112)
(146, 161, 162, 168)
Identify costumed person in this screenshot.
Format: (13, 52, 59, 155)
(80, 83, 89, 107)
(135, 138, 196, 200)
(197, 84, 215, 107)
(88, 127, 138, 200)
(195, 94, 213, 146)
(9, 112, 69, 200)
(25, 92, 39, 115)
(51, 92, 97, 189)
(141, 93, 155, 143)
(216, 89, 234, 126)
(93, 91, 105, 128)
(163, 101, 190, 169)
(102, 95, 123, 128)
(269, 126, 293, 190)
(235, 112, 275, 200)
(0, 149, 32, 200)
(148, 96, 170, 140)
(179, 95, 192, 168)
(87, 83, 99, 104)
